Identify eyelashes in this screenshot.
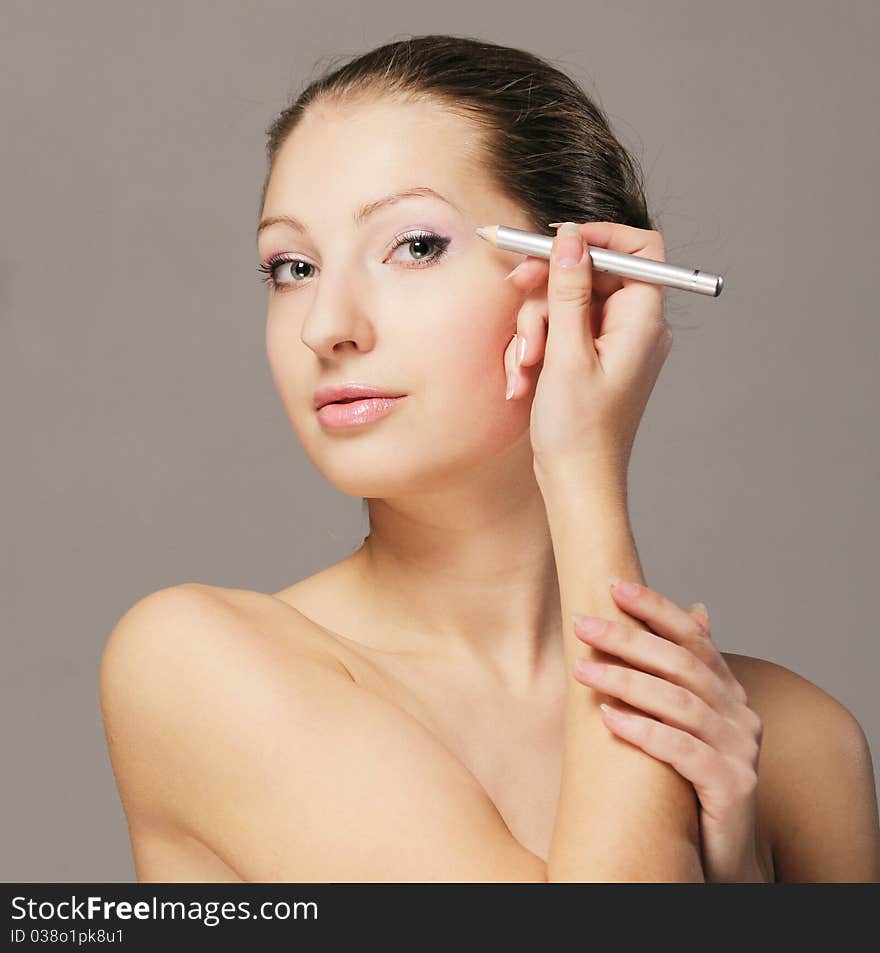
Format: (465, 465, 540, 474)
(257, 229, 452, 293)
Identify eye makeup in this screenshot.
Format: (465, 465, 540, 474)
(257, 228, 452, 293)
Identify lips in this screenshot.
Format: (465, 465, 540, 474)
(314, 383, 406, 409)
(316, 394, 406, 429)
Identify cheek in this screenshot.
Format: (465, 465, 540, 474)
(429, 292, 522, 433)
(446, 322, 504, 388)
(265, 314, 308, 416)
(443, 278, 519, 378)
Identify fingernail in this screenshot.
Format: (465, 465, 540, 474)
(572, 613, 605, 635)
(505, 372, 516, 400)
(553, 222, 586, 268)
(611, 577, 641, 597)
(688, 601, 709, 616)
(515, 334, 526, 370)
(609, 575, 641, 597)
(504, 262, 525, 280)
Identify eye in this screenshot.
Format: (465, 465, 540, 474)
(388, 230, 451, 265)
(256, 255, 314, 291)
(257, 230, 452, 293)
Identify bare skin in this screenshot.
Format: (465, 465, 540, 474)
(102, 552, 880, 884)
(101, 97, 880, 883)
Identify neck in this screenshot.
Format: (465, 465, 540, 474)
(350, 470, 567, 695)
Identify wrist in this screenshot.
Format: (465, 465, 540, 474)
(534, 453, 629, 507)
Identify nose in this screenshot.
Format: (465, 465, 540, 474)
(299, 290, 373, 359)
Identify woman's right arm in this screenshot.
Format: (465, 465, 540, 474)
(99, 583, 547, 883)
(507, 219, 703, 880)
(538, 464, 704, 882)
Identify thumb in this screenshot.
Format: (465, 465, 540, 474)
(545, 222, 600, 373)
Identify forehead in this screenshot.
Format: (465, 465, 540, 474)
(262, 97, 489, 214)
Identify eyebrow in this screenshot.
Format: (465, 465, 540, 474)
(256, 186, 460, 239)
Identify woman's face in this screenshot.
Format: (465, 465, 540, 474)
(258, 97, 536, 500)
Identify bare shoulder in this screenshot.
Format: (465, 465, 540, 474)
(720, 651, 880, 882)
(99, 583, 546, 883)
(721, 650, 865, 729)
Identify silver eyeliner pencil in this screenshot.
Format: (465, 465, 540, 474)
(474, 224, 724, 297)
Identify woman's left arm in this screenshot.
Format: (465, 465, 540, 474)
(571, 582, 880, 882)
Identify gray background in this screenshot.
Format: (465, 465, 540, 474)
(2, 0, 877, 881)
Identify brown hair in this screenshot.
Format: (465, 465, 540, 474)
(259, 33, 655, 233)
(259, 33, 663, 517)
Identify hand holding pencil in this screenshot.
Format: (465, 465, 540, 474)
(496, 221, 674, 483)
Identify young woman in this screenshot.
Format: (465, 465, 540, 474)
(100, 35, 879, 883)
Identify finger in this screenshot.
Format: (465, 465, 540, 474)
(683, 601, 743, 695)
(508, 266, 612, 359)
(506, 254, 622, 301)
(548, 221, 668, 381)
(610, 582, 743, 695)
(548, 220, 666, 306)
(597, 703, 734, 797)
(505, 295, 549, 400)
(610, 580, 733, 687)
(573, 658, 728, 747)
(548, 220, 661, 256)
(609, 578, 711, 656)
(685, 603, 740, 687)
(503, 255, 546, 290)
(502, 332, 518, 399)
(572, 615, 730, 711)
(684, 605, 744, 698)
(544, 222, 599, 373)
(507, 256, 618, 346)
(687, 603, 713, 640)
(574, 614, 755, 754)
